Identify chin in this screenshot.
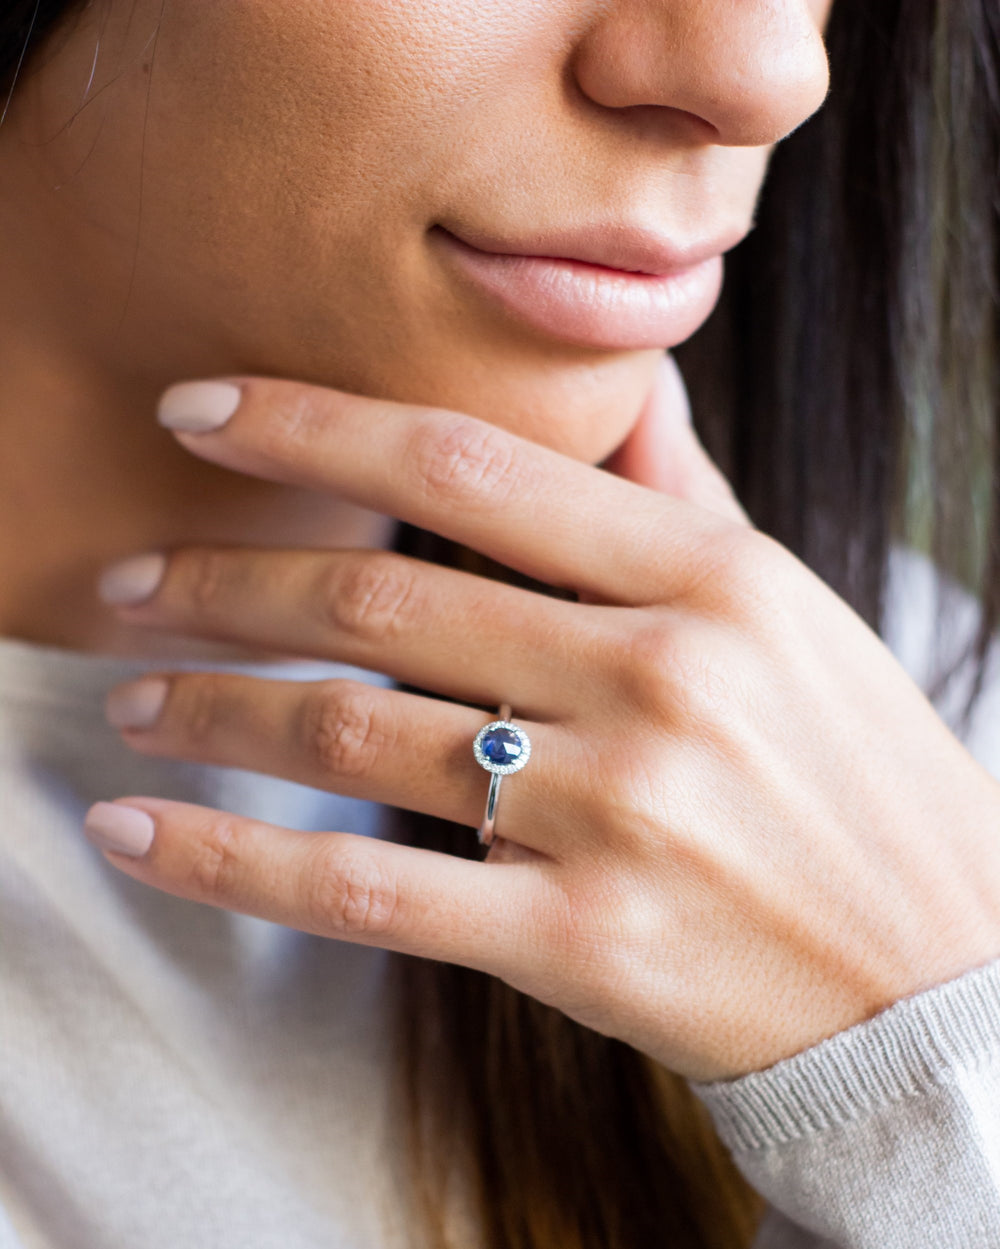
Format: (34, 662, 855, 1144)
(466, 355, 659, 465)
(292, 336, 665, 467)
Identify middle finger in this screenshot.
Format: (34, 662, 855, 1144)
(103, 544, 612, 720)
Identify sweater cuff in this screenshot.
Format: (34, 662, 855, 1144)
(690, 956, 1000, 1153)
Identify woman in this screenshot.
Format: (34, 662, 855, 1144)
(1, 1, 998, 1246)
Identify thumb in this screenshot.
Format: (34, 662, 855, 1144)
(602, 353, 751, 527)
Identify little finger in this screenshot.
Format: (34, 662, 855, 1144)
(82, 797, 549, 980)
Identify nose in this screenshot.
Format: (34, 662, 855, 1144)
(573, 0, 830, 148)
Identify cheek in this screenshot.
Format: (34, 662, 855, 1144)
(135, 2, 559, 352)
(148, 1, 550, 226)
(149, 4, 427, 214)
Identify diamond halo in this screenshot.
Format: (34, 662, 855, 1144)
(472, 719, 532, 775)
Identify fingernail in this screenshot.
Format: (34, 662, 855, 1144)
(105, 677, 169, 730)
(98, 552, 167, 606)
(158, 381, 242, 433)
(84, 802, 155, 858)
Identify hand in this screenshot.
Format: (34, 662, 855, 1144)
(87, 356, 1000, 1083)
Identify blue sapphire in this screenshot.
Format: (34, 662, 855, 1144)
(481, 727, 523, 766)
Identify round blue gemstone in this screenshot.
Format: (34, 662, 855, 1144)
(482, 727, 523, 766)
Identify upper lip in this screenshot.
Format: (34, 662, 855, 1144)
(438, 222, 749, 277)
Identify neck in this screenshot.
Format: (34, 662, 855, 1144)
(0, 159, 392, 662)
(0, 332, 397, 664)
(0, 337, 394, 659)
(0, 20, 392, 659)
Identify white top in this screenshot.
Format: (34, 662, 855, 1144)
(1, 545, 999, 1248)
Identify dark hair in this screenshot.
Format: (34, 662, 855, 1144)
(0, 2, 75, 118)
(5, 3, 999, 1247)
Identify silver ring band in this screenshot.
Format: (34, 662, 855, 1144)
(472, 703, 531, 846)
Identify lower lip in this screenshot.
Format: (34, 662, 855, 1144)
(432, 227, 724, 351)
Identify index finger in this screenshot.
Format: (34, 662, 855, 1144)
(157, 375, 736, 605)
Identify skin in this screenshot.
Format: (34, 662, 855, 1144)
(7, 0, 1000, 1081)
(0, 0, 827, 652)
(91, 370, 1000, 1081)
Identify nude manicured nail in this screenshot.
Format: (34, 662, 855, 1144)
(105, 678, 169, 730)
(97, 552, 167, 606)
(158, 381, 242, 432)
(84, 802, 155, 858)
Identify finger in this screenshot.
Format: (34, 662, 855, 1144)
(105, 673, 576, 856)
(82, 797, 548, 978)
(102, 545, 609, 720)
(601, 354, 751, 526)
(155, 377, 737, 607)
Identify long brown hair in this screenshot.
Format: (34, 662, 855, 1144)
(4, 3, 999, 1245)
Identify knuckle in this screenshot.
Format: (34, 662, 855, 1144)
(186, 813, 246, 901)
(305, 844, 402, 937)
(410, 414, 521, 510)
(322, 553, 418, 643)
(683, 526, 789, 620)
(184, 549, 235, 622)
(175, 674, 232, 748)
(620, 618, 735, 729)
(257, 383, 325, 457)
(618, 619, 690, 719)
(302, 681, 387, 780)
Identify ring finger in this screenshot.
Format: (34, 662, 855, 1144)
(106, 671, 577, 857)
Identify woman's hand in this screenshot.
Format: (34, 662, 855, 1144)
(86, 357, 1000, 1083)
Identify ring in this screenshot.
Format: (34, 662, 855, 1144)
(472, 703, 532, 846)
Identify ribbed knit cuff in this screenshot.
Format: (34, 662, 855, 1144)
(690, 956, 1000, 1153)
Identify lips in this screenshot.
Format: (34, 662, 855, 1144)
(431, 223, 740, 351)
(439, 222, 746, 279)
